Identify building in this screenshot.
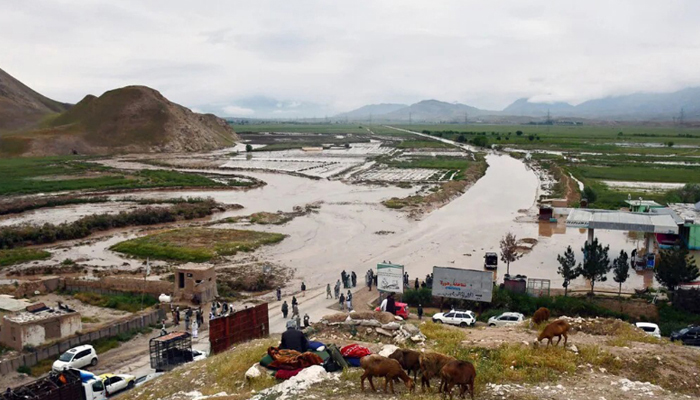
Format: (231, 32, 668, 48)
(173, 263, 218, 304)
(0, 303, 81, 350)
(625, 199, 664, 213)
(668, 203, 700, 250)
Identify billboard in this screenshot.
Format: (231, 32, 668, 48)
(377, 263, 404, 293)
(431, 266, 493, 302)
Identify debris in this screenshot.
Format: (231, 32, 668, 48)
(381, 322, 400, 330)
(376, 328, 393, 337)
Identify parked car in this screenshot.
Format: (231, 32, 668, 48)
(374, 301, 410, 319)
(99, 373, 135, 396)
(53, 345, 98, 372)
(634, 322, 661, 338)
(432, 310, 476, 327)
(670, 326, 700, 346)
(135, 372, 164, 388)
(488, 312, 525, 327)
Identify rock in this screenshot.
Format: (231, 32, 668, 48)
(401, 324, 420, 335)
(378, 344, 400, 357)
(393, 336, 407, 345)
(365, 328, 373, 335)
(360, 320, 381, 327)
(245, 363, 265, 379)
(568, 344, 579, 353)
(344, 319, 360, 326)
(376, 328, 393, 337)
(394, 315, 404, 321)
(381, 322, 400, 330)
(410, 335, 425, 342)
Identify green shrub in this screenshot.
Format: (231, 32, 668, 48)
(17, 365, 31, 374)
(402, 288, 433, 306)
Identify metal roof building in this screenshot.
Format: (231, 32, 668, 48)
(566, 209, 678, 234)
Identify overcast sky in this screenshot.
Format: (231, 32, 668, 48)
(3, 0, 700, 117)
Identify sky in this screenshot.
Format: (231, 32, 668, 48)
(3, 0, 700, 118)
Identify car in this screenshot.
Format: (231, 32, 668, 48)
(670, 326, 700, 346)
(488, 312, 525, 327)
(135, 372, 164, 387)
(99, 373, 135, 396)
(634, 322, 661, 338)
(52, 345, 98, 372)
(374, 301, 410, 319)
(432, 310, 476, 327)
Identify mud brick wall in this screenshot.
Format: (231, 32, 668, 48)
(0, 308, 166, 375)
(63, 276, 172, 297)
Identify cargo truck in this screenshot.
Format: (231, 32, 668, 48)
(1, 368, 106, 400)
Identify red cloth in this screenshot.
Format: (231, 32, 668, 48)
(340, 344, 371, 358)
(275, 368, 304, 380)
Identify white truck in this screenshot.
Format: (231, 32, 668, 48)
(2, 368, 107, 400)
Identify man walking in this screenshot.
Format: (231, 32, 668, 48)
(334, 280, 340, 299)
(301, 281, 306, 297)
(276, 287, 282, 301)
(346, 290, 353, 311)
(351, 271, 357, 287)
(281, 301, 289, 318)
(292, 303, 299, 319)
(185, 310, 191, 331)
(339, 293, 345, 310)
(418, 304, 424, 320)
(326, 283, 332, 299)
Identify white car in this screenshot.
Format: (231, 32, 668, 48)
(432, 310, 476, 327)
(488, 312, 525, 327)
(99, 373, 135, 396)
(52, 345, 98, 372)
(635, 322, 661, 338)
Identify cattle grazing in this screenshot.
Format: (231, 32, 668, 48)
(536, 319, 571, 347)
(532, 307, 551, 326)
(419, 352, 456, 392)
(439, 360, 477, 400)
(360, 354, 415, 394)
(388, 348, 421, 381)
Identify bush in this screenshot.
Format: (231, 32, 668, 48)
(17, 365, 31, 374)
(402, 288, 433, 306)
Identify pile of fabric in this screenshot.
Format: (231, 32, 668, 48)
(257, 342, 373, 380)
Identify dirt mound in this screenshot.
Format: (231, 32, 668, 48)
(0, 67, 70, 132)
(322, 310, 396, 324)
(3, 85, 239, 156)
(559, 316, 634, 336)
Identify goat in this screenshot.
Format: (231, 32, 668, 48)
(419, 352, 455, 392)
(536, 319, 570, 347)
(388, 348, 421, 381)
(531, 307, 550, 326)
(439, 360, 476, 400)
(360, 354, 415, 394)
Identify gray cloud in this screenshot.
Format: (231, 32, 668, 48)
(2, 0, 700, 116)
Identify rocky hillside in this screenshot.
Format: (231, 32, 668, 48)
(0, 68, 70, 132)
(2, 85, 238, 156)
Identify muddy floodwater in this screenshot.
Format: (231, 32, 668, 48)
(45, 152, 663, 293)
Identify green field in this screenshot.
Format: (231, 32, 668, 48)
(395, 140, 454, 149)
(0, 248, 51, 267)
(0, 157, 226, 195)
(110, 228, 286, 262)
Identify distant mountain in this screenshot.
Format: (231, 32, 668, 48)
(2, 85, 239, 156)
(336, 103, 407, 120)
(504, 88, 700, 120)
(502, 98, 574, 117)
(0, 68, 71, 131)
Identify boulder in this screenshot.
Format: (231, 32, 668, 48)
(401, 324, 420, 335)
(378, 344, 400, 357)
(360, 320, 381, 327)
(381, 322, 400, 331)
(245, 363, 266, 379)
(410, 335, 425, 342)
(376, 328, 393, 337)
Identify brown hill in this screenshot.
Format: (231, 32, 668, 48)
(0, 68, 71, 131)
(1, 85, 238, 156)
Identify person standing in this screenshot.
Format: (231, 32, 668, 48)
(341, 270, 347, 288)
(280, 320, 308, 353)
(303, 313, 310, 328)
(351, 271, 357, 287)
(346, 290, 353, 311)
(276, 287, 282, 301)
(415, 278, 420, 290)
(292, 303, 299, 319)
(281, 301, 289, 318)
(335, 280, 340, 299)
(386, 293, 396, 315)
(326, 284, 332, 299)
(185, 311, 191, 331)
(160, 319, 167, 336)
(191, 319, 198, 339)
(417, 304, 424, 320)
(367, 273, 373, 292)
(301, 282, 306, 297)
(292, 296, 298, 306)
(339, 293, 345, 310)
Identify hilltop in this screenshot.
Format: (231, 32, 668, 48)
(1, 85, 239, 156)
(0, 68, 70, 132)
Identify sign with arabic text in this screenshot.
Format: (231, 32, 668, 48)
(431, 266, 493, 303)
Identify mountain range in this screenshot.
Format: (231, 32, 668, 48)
(0, 68, 238, 156)
(338, 87, 700, 122)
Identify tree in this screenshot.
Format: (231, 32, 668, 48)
(612, 250, 630, 297)
(557, 246, 579, 296)
(583, 186, 597, 204)
(577, 238, 611, 296)
(471, 136, 488, 147)
(516, 130, 523, 136)
(654, 245, 699, 300)
(456, 134, 467, 143)
(500, 232, 522, 276)
(528, 134, 535, 141)
(245, 144, 253, 152)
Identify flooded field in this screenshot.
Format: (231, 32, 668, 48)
(602, 180, 686, 192)
(0, 202, 166, 227)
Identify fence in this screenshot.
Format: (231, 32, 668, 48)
(63, 276, 172, 297)
(209, 303, 269, 355)
(527, 278, 551, 297)
(0, 308, 166, 374)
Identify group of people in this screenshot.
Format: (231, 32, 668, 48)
(168, 305, 206, 338)
(414, 273, 434, 289)
(280, 295, 310, 329)
(340, 270, 356, 289)
(365, 269, 376, 291)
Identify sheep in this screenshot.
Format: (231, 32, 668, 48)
(360, 354, 415, 394)
(388, 348, 421, 381)
(439, 360, 476, 400)
(536, 319, 571, 347)
(531, 307, 550, 327)
(419, 352, 455, 392)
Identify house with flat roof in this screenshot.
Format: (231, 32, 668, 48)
(0, 303, 81, 350)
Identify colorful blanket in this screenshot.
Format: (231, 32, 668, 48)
(340, 344, 371, 358)
(267, 347, 324, 370)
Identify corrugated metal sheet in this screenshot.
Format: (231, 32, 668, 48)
(209, 303, 269, 355)
(566, 209, 678, 234)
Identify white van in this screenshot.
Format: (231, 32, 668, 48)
(53, 345, 98, 372)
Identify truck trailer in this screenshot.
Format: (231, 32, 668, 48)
(1, 369, 106, 400)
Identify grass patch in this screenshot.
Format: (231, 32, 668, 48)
(110, 228, 286, 262)
(73, 292, 158, 313)
(0, 248, 51, 267)
(569, 164, 700, 184)
(249, 212, 293, 225)
(91, 326, 154, 354)
(28, 359, 54, 377)
(382, 155, 470, 170)
(81, 316, 100, 323)
(0, 157, 225, 196)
